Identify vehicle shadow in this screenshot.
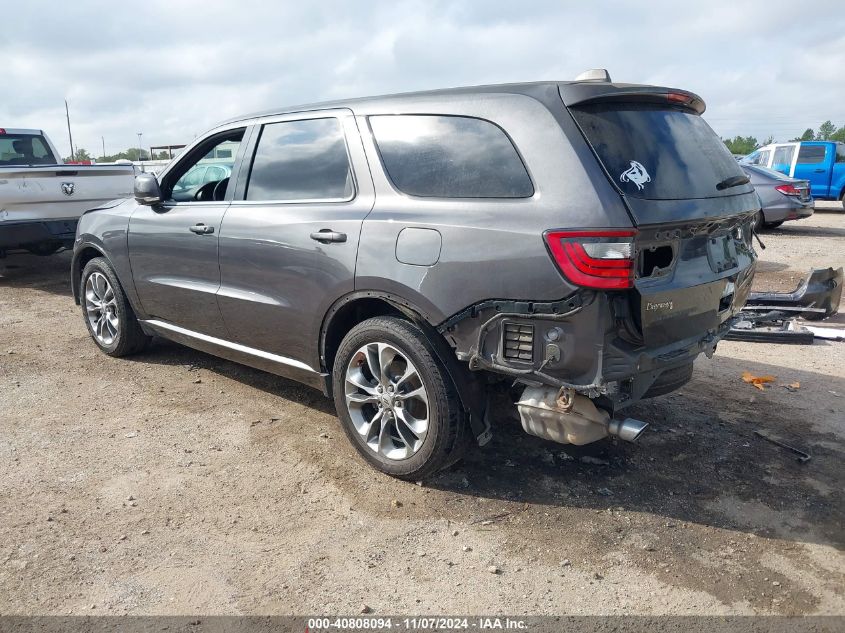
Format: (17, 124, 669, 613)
(0, 250, 73, 296)
(424, 355, 845, 551)
(131, 335, 844, 551)
(124, 337, 336, 417)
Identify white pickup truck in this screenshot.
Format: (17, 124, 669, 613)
(0, 128, 136, 255)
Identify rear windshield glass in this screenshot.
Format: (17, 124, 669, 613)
(742, 164, 794, 182)
(0, 133, 57, 165)
(570, 104, 751, 200)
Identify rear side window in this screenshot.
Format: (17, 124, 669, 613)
(0, 133, 57, 165)
(837, 145, 845, 163)
(369, 115, 533, 198)
(797, 145, 826, 164)
(246, 118, 353, 201)
(772, 146, 796, 168)
(571, 103, 751, 200)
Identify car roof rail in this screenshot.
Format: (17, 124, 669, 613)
(574, 68, 612, 82)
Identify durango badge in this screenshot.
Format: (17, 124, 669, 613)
(620, 161, 651, 190)
(60, 182, 75, 196)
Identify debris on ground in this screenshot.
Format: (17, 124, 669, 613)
(742, 371, 776, 390)
(726, 267, 843, 344)
(754, 430, 811, 463)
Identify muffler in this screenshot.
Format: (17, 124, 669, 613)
(517, 386, 648, 446)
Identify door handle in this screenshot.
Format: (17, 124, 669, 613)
(310, 230, 347, 244)
(814, 169, 825, 173)
(189, 223, 214, 235)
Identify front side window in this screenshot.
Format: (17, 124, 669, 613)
(369, 115, 533, 198)
(797, 145, 826, 164)
(168, 129, 243, 202)
(245, 118, 353, 202)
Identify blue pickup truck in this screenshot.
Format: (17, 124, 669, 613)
(742, 141, 845, 203)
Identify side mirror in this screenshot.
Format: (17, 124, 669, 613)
(134, 173, 163, 205)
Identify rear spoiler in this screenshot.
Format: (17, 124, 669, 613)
(560, 83, 706, 115)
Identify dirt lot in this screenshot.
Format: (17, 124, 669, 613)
(1, 207, 843, 616)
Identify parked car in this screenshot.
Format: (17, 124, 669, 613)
(742, 141, 845, 203)
(71, 71, 759, 479)
(0, 128, 136, 255)
(740, 164, 813, 229)
(170, 162, 233, 201)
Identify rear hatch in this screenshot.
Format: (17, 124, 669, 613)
(563, 86, 760, 347)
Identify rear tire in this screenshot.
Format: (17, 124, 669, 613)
(80, 257, 150, 357)
(332, 316, 469, 480)
(763, 220, 784, 229)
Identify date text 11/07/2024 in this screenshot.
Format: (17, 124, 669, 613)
(306, 617, 528, 630)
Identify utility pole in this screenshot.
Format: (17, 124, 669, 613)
(137, 132, 143, 163)
(101, 136, 106, 161)
(65, 100, 75, 161)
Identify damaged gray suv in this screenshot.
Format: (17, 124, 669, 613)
(72, 70, 759, 479)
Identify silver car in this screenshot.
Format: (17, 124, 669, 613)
(741, 164, 813, 229)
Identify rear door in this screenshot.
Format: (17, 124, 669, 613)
(127, 127, 246, 338)
(568, 99, 759, 347)
(793, 143, 832, 198)
(216, 110, 374, 369)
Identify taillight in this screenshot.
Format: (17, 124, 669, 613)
(0, 128, 6, 135)
(775, 184, 801, 196)
(544, 230, 637, 289)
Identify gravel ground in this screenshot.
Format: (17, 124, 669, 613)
(0, 206, 843, 616)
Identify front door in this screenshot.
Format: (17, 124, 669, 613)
(127, 128, 246, 338)
(793, 143, 830, 198)
(216, 112, 374, 369)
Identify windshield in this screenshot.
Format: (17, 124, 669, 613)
(571, 103, 751, 200)
(0, 133, 58, 165)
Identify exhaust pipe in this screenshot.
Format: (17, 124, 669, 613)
(517, 387, 650, 446)
(607, 418, 649, 443)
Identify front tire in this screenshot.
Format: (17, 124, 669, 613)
(80, 257, 150, 357)
(332, 316, 468, 480)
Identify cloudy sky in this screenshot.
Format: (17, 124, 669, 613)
(3, 0, 844, 158)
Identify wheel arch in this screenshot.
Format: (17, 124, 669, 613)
(71, 243, 108, 305)
(320, 291, 435, 375)
(320, 291, 490, 443)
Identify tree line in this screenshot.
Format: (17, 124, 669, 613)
(722, 120, 845, 155)
(62, 147, 171, 163)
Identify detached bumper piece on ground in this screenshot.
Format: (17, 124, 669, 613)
(726, 267, 843, 344)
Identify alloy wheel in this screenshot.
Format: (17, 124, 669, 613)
(84, 272, 119, 345)
(344, 342, 430, 461)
